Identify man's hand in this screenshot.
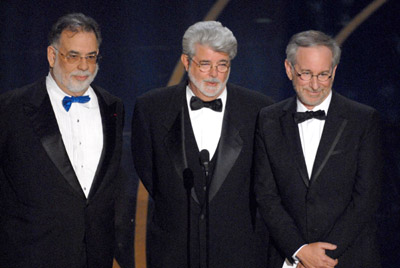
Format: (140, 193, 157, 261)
(296, 242, 338, 268)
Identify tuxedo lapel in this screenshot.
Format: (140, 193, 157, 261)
(23, 80, 85, 198)
(208, 86, 243, 202)
(281, 97, 310, 188)
(310, 92, 348, 184)
(88, 88, 120, 200)
(163, 84, 200, 204)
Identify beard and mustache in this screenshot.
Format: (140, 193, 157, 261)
(52, 55, 99, 94)
(188, 66, 230, 98)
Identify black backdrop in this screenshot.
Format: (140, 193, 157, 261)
(1, 0, 399, 266)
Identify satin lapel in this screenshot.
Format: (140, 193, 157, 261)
(88, 90, 119, 200)
(163, 84, 200, 204)
(310, 93, 347, 184)
(208, 89, 243, 202)
(23, 81, 85, 198)
(281, 98, 310, 188)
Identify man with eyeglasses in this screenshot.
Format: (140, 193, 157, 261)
(0, 13, 132, 268)
(254, 30, 382, 268)
(131, 21, 273, 268)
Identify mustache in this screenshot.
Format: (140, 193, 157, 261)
(304, 87, 324, 92)
(70, 70, 93, 76)
(203, 78, 221, 83)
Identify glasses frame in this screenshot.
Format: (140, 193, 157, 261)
(53, 47, 101, 65)
(189, 57, 230, 73)
(291, 64, 333, 82)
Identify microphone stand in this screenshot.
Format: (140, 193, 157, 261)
(183, 168, 194, 268)
(199, 150, 210, 268)
(205, 165, 210, 268)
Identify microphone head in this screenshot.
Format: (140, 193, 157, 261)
(199, 149, 210, 165)
(183, 168, 194, 190)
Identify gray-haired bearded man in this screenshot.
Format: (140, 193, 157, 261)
(132, 21, 273, 268)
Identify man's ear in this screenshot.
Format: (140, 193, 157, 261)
(284, 59, 294, 81)
(47, 46, 56, 68)
(181, 54, 190, 71)
(330, 64, 338, 81)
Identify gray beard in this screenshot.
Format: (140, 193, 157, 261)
(53, 56, 98, 93)
(188, 67, 230, 98)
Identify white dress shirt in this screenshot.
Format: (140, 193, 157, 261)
(46, 73, 103, 197)
(186, 86, 227, 160)
(297, 91, 332, 178)
(282, 91, 332, 268)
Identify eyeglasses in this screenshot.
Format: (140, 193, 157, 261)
(292, 65, 332, 82)
(53, 47, 101, 65)
(190, 58, 230, 73)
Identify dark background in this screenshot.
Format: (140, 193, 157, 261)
(1, 0, 399, 266)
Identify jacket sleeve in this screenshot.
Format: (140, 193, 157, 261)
(254, 111, 306, 261)
(131, 97, 154, 197)
(323, 109, 382, 259)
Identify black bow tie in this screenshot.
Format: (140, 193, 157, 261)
(190, 96, 222, 112)
(293, 110, 326, 124)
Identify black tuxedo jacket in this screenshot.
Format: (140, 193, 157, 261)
(0, 78, 126, 268)
(131, 82, 273, 268)
(254, 91, 382, 268)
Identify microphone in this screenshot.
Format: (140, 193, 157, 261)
(199, 149, 210, 176)
(183, 168, 194, 190)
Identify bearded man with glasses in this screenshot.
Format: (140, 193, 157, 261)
(132, 21, 273, 268)
(0, 13, 131, 268)
(254, 30, 382, 268)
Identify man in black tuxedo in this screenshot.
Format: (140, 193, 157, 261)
(131, 21, 273, 268)
(254, 30, 382, 268)
(0, 13, 131, 268)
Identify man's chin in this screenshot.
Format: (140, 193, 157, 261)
(203, 86, 222, 97)
(68, 84, 90, 93)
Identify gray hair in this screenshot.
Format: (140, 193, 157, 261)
(182, 21, 237, 60)
(48, 13, 101, 47)
(286, 30, 341, 68)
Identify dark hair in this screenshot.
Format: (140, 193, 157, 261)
(48, 13, 101, 47)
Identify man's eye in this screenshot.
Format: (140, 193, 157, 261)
(87, 55, 97, 60)
(200, 63, 211, 67)
(302, 72, 311, 75)
(68, 54, 79, 59)
(319, 73, 329, 77)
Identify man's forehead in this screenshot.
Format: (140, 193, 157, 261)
(59, 29, 97, 42)
(295, 46, 333, 68)
(194, 44, 229, 60)
(58, 30, 98, 51)
(296, 46, 333, 59)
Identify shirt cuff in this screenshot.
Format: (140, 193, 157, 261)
(293, 244, 308, 262)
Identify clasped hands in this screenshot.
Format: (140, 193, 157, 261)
(296, 242, 338, 268)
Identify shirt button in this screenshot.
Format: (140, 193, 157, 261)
(200, 214, 205, 220)
(77, 119, 80, 123)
